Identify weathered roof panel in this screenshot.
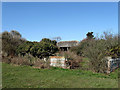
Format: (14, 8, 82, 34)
(57, 40, 79, 47)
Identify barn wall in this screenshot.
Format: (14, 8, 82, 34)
(50, 56, 66, 68)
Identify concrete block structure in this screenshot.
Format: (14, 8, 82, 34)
(106, 57, 120, 73)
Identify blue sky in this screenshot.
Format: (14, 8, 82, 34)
(2, 2, 118, 42)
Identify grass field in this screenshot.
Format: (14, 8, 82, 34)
(2, 63, 118, 88)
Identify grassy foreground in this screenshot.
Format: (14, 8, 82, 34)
(2, 63, 118, 88)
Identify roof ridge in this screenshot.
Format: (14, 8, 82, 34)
(58, 40, 79, 43)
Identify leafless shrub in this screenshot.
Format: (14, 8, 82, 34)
(83, 31, 118, 73)
(33, 58, 50, 69)
(11, 57, 31, 66)
(2, 53, 50, 69)
(59, 51, 82, 69)
(2, 56, 11, 64)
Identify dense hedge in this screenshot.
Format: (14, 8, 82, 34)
(17, 38, 58, 58)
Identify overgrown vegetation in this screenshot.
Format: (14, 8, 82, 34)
(58, 51, 82, 69)
(1, 30, 58, 69)
(1, 30, 119, 74)
(70, 32, 119, 73)
(1, 30, 26, 57)
(1, 30, 119, 88)
(2, 53, 50, 69)
(1, 31, 58, 58)
(70, 32, 95, 56)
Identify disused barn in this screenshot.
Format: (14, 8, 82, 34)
(57, 41, 79, 51)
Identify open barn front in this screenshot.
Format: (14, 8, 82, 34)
(57, 41, 79, 51)
(60, 47, 70, 51)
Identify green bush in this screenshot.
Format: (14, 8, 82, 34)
(17, 38, 58, 58)
(105, 45, 120, 58)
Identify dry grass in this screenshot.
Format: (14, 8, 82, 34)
(2, 54, 50, 69)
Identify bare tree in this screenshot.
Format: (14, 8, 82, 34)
(83, 31, 118, 73)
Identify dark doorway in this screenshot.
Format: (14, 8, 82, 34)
(60, 47, 70, 51)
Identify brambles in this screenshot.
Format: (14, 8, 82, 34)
(2, 53, 50, 68)
(58, 51, 82, 69)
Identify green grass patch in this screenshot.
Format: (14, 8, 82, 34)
(2, 63, 118, 88)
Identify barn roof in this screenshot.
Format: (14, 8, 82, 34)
(57, 40, 79, 47)
(50, 56, 64, 59)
